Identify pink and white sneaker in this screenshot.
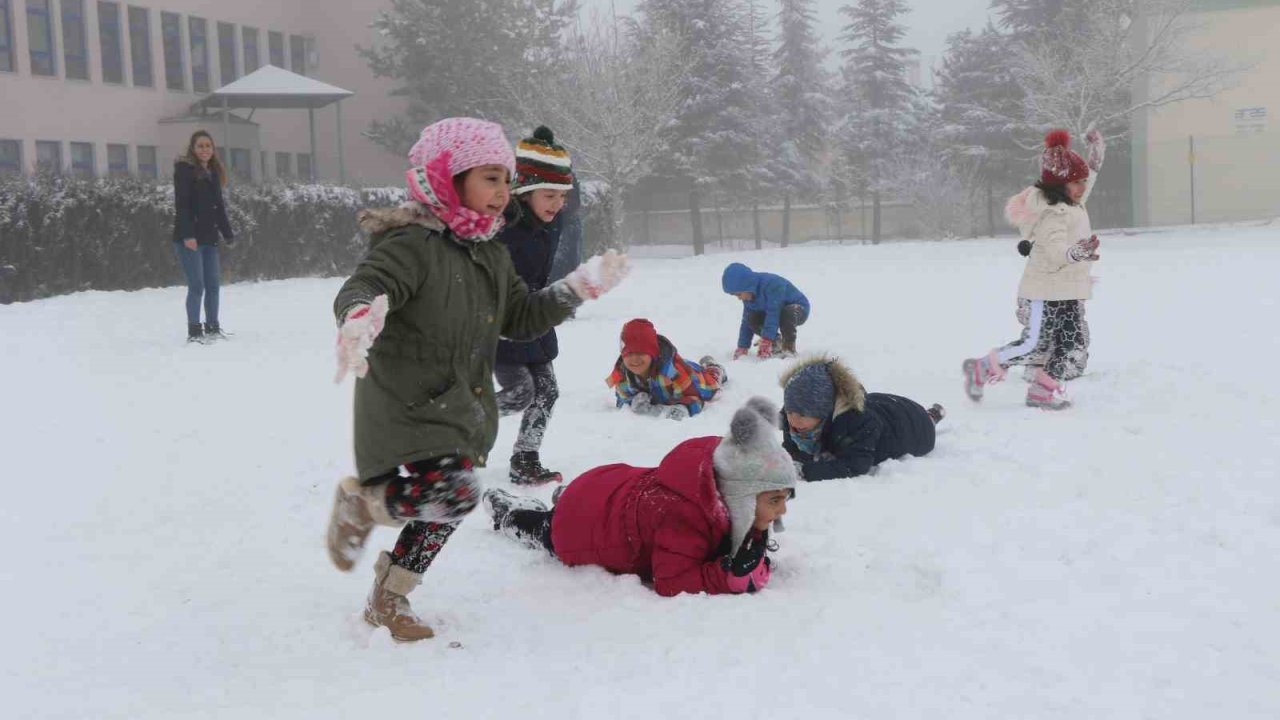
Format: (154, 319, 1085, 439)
(962, 350, 1007, 401)
(1025, 368, 1071, 410)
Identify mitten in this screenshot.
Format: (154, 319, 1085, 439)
(1085, 128, 1106, 172)
(722, 531, 772, 593)
(629, 392, 657, 416)
(756, 338, 775, 359)
(733, 347, 749, 360)
(334, 295, 389, 383)
(661, 405, 690, 422)
(559, 250, 630, 300)
(1068, 235, 1100, 263)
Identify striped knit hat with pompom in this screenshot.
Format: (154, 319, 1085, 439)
(513, 126, 574, 195)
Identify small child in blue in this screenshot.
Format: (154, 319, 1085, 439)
(721, 262, 810, 359)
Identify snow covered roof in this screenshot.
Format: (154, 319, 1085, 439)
(194, 65, 354, 110)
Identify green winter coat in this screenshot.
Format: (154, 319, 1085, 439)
(334, 206, 577, 479)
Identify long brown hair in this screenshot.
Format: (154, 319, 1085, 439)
(181, 130, 227, 186)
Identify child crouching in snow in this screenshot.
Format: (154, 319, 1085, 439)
(781, 356, 943, 482)
(963, 128, 1104, 410)
(606, 318, 726, 421)
(324, 117, 628, 642)
(482, 397, 796, 597)
(721, 262, 810, 359)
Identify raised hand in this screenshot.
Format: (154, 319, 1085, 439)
(1086, 127, 1106, 172)
(1068, 235, 1101, 263)
(561, 250, 630, 301)
(334, 295, 389, 383)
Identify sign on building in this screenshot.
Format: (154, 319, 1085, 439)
(1233, 107, 1267, 134)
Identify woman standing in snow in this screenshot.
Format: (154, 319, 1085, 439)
(963, 129, 1104, 410)
(172, 130, 235, 344)
(481, 397, 796, 597)
(324, 117, 628, 642)
(494, 126, 574, 486)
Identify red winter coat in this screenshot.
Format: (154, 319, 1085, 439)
(549, 436, 740, 597)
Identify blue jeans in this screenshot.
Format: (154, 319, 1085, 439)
(174, 242, 220, 326)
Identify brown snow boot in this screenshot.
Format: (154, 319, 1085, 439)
(364, 552, 435, 641)
(326, 476, 399, 571)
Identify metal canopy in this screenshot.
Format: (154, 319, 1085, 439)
(193, 65, 355, 182)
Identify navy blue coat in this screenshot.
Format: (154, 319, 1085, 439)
(496, 202, 561, 365)
(172, 160, 233, 246)
(783, 393, 936, 481)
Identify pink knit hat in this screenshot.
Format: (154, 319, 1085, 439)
(405, 118, 516, 241)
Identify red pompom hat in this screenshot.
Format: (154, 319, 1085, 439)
(1040, 129, 1089, 186)
(620, 318, 660, 358)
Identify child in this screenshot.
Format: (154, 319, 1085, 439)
(481, 397, 796, 597)
(324, 117, 628, 642)
(495, 126, 575, 486)
(781, 356, 943, 482)
(963, 129, 1104, 410)
(721, 262, 810, 359)
(606, 318, 726, 421)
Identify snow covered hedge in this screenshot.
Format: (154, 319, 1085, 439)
(0, 174, 390, 303)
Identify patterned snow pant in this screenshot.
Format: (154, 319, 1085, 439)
(494, 361, 558, 454)
(1015, 298, 1090, 379)
(746, 304, 809, 350)
(362, 455, 481, 574)
(997, 299, 1087, 382)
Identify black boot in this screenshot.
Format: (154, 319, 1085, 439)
(187, 323, 207, 344)
(927, 403, 946, 425)
(508, 451, 562, 486)
(204, 322, 230, 341)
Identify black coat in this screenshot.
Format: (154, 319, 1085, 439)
(495, 203, 561, 365)
(783, 393, 936, 481)
(172, 160, 233, 246)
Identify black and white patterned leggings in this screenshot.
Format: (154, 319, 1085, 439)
(362, 455, 481, 574)
(494, 361, 559, 454)
(997, 299, 1087, 382)
(1015, 298, 1090, 379)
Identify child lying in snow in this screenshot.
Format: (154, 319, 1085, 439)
(606, 318, 726, 421)
(482, 397, 796, 597)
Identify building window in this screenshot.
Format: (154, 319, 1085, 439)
(0, 0, 15, 73)
(36, 140, 62, 172)
(289, 34, 306, 75)
(241, 26, 258, 73)
(0, 139, 21, 174)
(228, 147, 250, 180)
(98, 1, 124, 83)
(137, 144, 157, 178)
(216, 21, 236, 85)
(274, 151, 291, 179)
(127, 6, 151, 86)
(27, 0, 56, 76)
(188, 16, 208, 92)
(160, 11, 182, 90)
(107, 143, 129, 176)
(70, 141, 95, 177)
(61, 0, 89, 80)
(268, 30, 283, 68)
(296, 152, 312, 180)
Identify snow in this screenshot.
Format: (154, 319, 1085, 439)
(3, 224, 1279, 718)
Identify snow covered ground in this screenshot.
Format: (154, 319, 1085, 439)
(3, 223, 1279, 719)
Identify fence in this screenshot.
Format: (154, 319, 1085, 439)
(1139, 129, 1280, 227)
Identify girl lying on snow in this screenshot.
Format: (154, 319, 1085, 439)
(781, 356, 943, 482)
(606, 318, 726, 421)
(482, 397, 797, 597)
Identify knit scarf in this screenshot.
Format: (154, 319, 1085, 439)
(405, 150, 505, 242)
(788, 423, 824, 458)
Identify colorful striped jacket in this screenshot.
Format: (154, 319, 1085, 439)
(606, 336, 721, 417)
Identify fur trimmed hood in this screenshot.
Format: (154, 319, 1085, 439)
(1005, 186, 1068, 239)
(779, 355, 866, 417)
(356, 201, 448, 236)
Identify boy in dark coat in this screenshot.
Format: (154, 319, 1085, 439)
(495, 127, 575, 485)
(481, 397, 797, 597)
(721, 262, 810, 359)
(780, 356, 944, 482)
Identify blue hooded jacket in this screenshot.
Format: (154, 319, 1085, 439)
(721, 263, 810, 349)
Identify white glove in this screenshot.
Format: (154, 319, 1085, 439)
(661, 405, 690, 421)
(561, 250, 630, 301)
(1086, 127, 1105, 172)
(629, 392, 654, 415)
(334, 294, 389, 383)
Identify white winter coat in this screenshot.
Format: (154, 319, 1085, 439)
(1007, 175, 1096, 301)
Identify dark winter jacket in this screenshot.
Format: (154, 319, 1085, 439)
(721, 263, 810, 349)
(172, 159, 233, 246)
(551, 436, 748, 597)
(780, 357, 935, 481)
(496, 201, 561, 365)
(333, 204, 577, 479)
(549, 178, 583, 282)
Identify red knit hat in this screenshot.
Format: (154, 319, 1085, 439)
(1040, 129, 1089, 186)
(620, 319, 659, 358)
